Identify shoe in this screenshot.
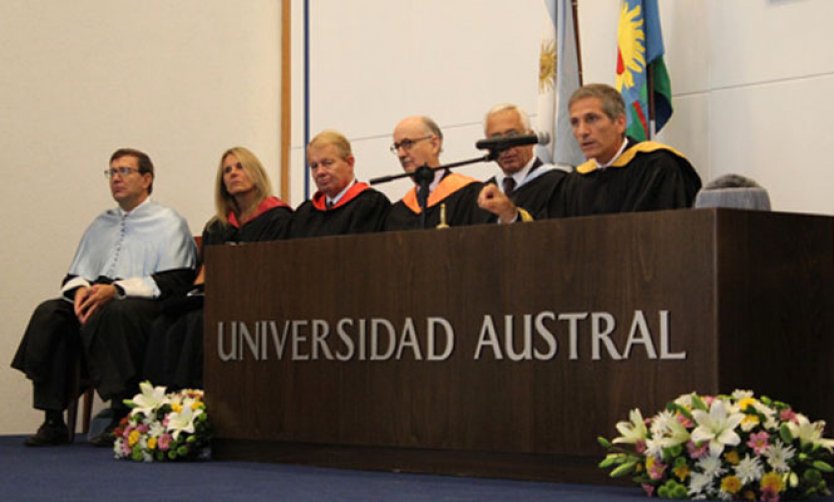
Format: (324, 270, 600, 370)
(88, 430, 115, 447)
(88, 415, 121, 447)
(24, 421, 69, 447)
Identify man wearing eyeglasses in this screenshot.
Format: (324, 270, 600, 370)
(385, 115, 493, 230)
(478, 104, 567, 220)
(11, 148, 197, 447)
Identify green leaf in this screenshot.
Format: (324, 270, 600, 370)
(597, 436, 612, 449)
(813, 460, 834, 473)
(609, 461, 637, 478)
(598, 454, 620, 468)
(691, 394, 707, 411)
(780, 423, 793, 444)
(675, 405, 693, 421)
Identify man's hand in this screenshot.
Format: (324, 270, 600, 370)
(74, 284, 118, 324)
(478, 184, 518, 224)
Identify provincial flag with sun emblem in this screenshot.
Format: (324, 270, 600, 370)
(616, 0, 673, 141)
(536, 0, 583, 168)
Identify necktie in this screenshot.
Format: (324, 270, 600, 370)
(502, 177, 516, 197)
(417, 185, 430, 208)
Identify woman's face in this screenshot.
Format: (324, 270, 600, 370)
(222, 153, 255, 197)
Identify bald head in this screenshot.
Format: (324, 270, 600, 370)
(392, 115, 443, 173)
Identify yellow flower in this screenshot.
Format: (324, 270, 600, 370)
(147, 436, 157, 450)
(128, 430, 140, 447)
(737, 397, 757, 411)
(760, 472, 785, 493)
(720, 475, 742, 494)
(171, 403, 183, 413)
(724, 449, 740, 465)
(673, 463, 690, 482)
(741, 414, 760, 432)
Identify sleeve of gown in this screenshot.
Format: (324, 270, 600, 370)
(117, 214, 197, 300)
(632, 152, 702, 211)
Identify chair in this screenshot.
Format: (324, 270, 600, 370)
(66, 357, 94, 443)
(694, 174, 771, 210)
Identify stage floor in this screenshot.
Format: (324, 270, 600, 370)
(0, 435, 656, 501)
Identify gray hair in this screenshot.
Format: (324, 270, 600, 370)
(483, 104, 532, 134)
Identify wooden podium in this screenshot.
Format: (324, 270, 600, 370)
(203, 209, 834, 483)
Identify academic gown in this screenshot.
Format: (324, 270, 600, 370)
(143, 196, 292, 391)
(384, 172, 492, 231)
(288, 182, 390, 238)
(485, 160, 568, 221)
(550, 138, 702, 217)
(11, 200, 197, 410)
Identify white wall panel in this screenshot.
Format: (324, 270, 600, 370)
(657, 93, 710, 183)
(709, 75, 834, 214)
(661, 0, 710, 95)
(293, 0, 543, 203)
(709, 0, 834, 88)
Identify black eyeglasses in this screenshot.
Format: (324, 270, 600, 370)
(104, 167, 142, 179)
(390, 135, 433, 154)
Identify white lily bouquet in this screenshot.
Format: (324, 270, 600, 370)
(113, 381, 212, 462)
(598, 390, 834, 500)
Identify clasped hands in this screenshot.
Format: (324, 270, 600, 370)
(73, 284, 118, 324)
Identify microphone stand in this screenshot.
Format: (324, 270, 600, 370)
(370, 152, 497, 229)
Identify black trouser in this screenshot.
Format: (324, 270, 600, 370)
(12, 298, 160, 411)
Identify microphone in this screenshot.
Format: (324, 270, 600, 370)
(475, 132, 551, 152)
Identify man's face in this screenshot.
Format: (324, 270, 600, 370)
(222, 153, 255, 197)
(109, 155, 151, 211)
(307, 143, 354, 198)
(569, 96, 626, 165)
(392, 118, 440, 173)
(485, 109, 534, 175)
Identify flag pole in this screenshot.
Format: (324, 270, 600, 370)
(572, 0, 583, 86)
(646, 60, 655, 140)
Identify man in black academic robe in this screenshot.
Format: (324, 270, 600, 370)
(289, 130, 390, 238)
(549, 83, 701, 217)
(480, 104, 567, 221)
(11, 149, 196, 446)
(385, 116, 494, 231)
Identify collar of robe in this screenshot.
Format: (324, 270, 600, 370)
(311, 182, 370, 212)
(576, 140, 688, 175)
(402, 172, 478, 214)
(228, 196, 290, 228)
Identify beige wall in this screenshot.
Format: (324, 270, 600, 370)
(3, 0, 834, 435)
(0, 0, 281, 434)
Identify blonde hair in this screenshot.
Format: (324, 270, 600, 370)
(308, 130, 353, 159)
(213, 146, 274, 225)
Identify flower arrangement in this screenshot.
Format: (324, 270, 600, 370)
(598, 390, 834, 500)
(113, 381, 212, 462)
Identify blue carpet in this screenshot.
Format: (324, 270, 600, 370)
(0, 435, 701, 501)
